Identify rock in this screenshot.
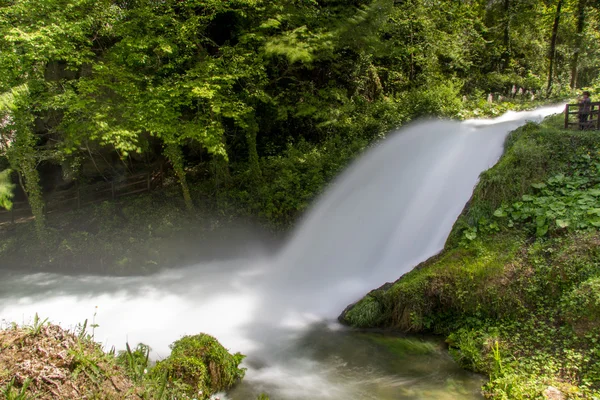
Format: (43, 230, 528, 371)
(544, 386, 565, 400)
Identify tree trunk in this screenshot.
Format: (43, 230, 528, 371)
(570, 0, 587, 89)
(164, 142, 193, 211)
(546, 0, 564, 97)
(502, 0, 511, 71)
(20, 154, 46, 239)
(246, 125, 262, 185)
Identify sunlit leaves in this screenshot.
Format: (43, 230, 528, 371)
(0, 169, 14, 210)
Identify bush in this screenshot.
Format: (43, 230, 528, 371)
(151, 334, 245, 400)
(561, 276, 600, 330)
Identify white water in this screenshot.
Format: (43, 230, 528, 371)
(0, 105, 564, 399)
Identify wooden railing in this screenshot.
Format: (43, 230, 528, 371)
(0, 171, 163, 224)
(564, 102, 600, 130)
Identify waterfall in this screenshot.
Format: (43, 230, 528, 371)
(0, 105, 565, 399)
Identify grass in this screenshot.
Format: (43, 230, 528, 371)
(0, 319, 246, 400)
(341, 116, 600, 398)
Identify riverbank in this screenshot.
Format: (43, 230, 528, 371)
(340, 115, 600, 398)
(0, 318, 247, 399)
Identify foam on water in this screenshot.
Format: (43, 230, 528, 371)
(0, 105, 565, 398)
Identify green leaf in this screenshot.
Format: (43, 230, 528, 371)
(464, 228, 477, 241)
(522, 195, 534, 202)
(536, 216, 547, 227)
(531, 183, 546, 189)
(493, 208, 507, 218)
(556, 219, 570, 229)
(536, 224, 549, 237)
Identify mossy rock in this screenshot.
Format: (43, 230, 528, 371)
(341, 295, 386, 328)
(152, 334, 245, 399)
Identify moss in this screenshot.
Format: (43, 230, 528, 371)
(365, 335, 438, 357)
(151, 334, 245, 400)
(343, 295, 385, 328)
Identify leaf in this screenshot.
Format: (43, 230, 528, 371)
(531, 183, 546, 189)
(536, 216, 546, 227)
(522, 195, 534, 202)
(556, 219, 570, 228)
(464, 228, 477, 241)
(536, 224, 549, 237)
(493, 208, 507, 218)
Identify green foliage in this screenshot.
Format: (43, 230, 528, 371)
(490, 151, 600, 238)
(1, 377, 32, 400)
(1, 0, 597, 219)
(446, 328, 489, 373)
(455, 121, 600, 244)
(343, 295, 385, 328)
(561, 276, 600, 329)
(151, 334, 245, 400)
(24, 313, 48, 337)
(0, 169, 14, 210)
(164, 143, 193, 211)
(117, 343, 150, 384)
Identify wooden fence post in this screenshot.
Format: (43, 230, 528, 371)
(564, 104, 569, 129)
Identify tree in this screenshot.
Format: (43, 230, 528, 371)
(0, 86, 46, 237)
(571, 0, 589, 88)
(547, 0, 565, 96)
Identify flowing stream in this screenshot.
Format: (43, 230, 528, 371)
(0, 105, 565, 399)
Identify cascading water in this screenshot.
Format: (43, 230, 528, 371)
(0, 105, 565, 399)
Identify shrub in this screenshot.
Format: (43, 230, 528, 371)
(151, 334, 245, 399)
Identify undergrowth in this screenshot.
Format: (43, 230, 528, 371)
(0, 319, 247, 400)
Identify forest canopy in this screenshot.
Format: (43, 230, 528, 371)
(1, 0, 599, 230)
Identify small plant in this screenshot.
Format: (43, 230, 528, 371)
(77, 318, 89, 340)
(491, 340, 504, 379)
(1, 377, 32, 400)
(25, 313, 48, 337)
(68, 341, 103, 383)
(117, 342, 150, 383)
